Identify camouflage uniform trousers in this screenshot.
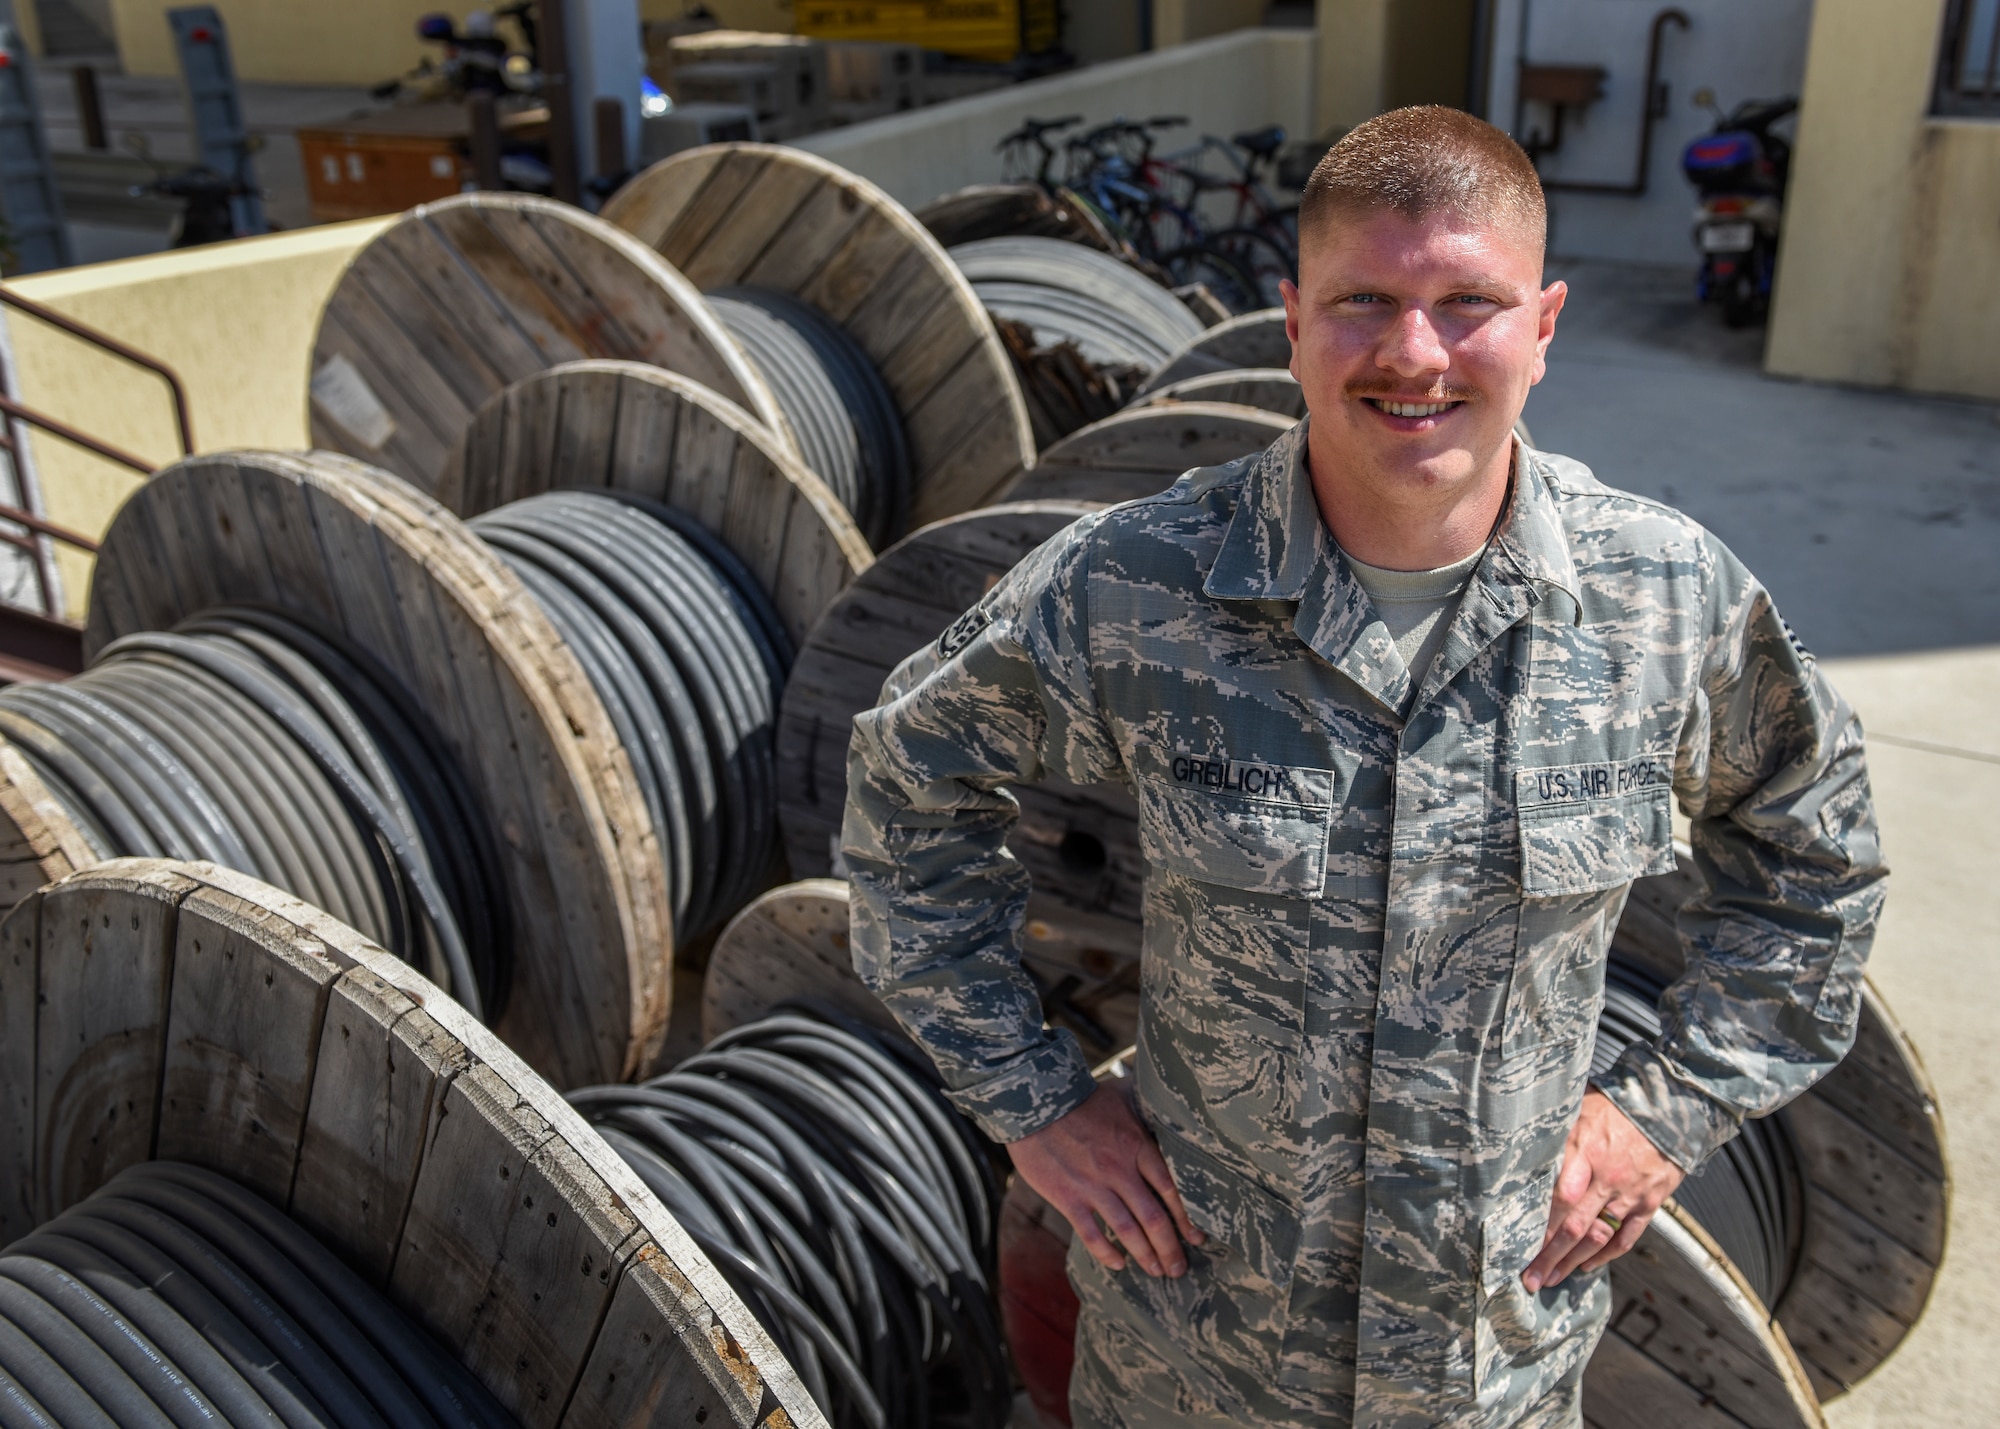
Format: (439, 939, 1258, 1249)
(1063, 1235, 1598, 1429)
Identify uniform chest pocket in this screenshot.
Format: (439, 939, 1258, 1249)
(1134, 757, 1336, 897)
(1505, 765, 1677, 1057)
(1516, 764, 1678, 896)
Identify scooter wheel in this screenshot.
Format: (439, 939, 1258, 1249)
(1722, 272, 1760, 328)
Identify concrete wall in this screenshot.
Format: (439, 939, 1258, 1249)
(1154, 0, 1269, 48)
(1313, 0, 1388, 133)
(2, 217, 389, 617)
(1486, 0, 1814, 266)
(1765, 0, 2000, 403)
(797, 26, 1317, 210)
(109, 1, 485, 84)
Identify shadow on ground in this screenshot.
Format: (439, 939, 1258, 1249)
(1526, 259, 2000, 659)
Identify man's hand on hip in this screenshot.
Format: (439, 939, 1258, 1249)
(1008, 1081, 1205, 1278)
(1524, 1087, 1685, 1292)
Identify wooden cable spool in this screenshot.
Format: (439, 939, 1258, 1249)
(1129, 367, 1306, 419)
(438, 360, 873, 654)
(1134, 306, 1290, 395)
(0, 857, 821, 1429)
(913, 183, 1120, 253)
(997, 401, 1293, 505)
(601, 143, 1038, 531)
(58, 448, 674, 1088)
(307, 191, 789, 491)
(1612, 861, 1947, 1404)
(774, 502, 1142, 1057)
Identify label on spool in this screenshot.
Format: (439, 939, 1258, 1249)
(311, 353, 397, 450)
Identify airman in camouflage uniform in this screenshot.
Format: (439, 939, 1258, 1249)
(841, 416, 1885, 1426)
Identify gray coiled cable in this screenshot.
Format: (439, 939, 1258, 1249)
(948, 235, 1204, 370)
(708, 287, 911, 550)
(0, 609, 505, 1020)
(1592, 958, 1805, 1307)
(470, 490, 790, 941)
(0, 1160, 517, 1429)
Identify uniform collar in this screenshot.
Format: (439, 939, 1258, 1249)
(1205, 423, 1582, 715)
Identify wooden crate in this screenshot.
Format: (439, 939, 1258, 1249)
(794, 0, 1060, 62)
(299, 114, 466, 222)
(295, 105, 545, 223)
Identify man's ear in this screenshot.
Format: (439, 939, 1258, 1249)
(1281, 278, 1302, 383)
(1530, 279, 1568, 386)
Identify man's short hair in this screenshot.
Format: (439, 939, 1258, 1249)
(1299, 106, 1546, 253)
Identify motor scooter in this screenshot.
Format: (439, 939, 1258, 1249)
(1680, 89, 1796, 328)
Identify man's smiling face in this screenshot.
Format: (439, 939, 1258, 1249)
(1283, 206, 1565, 508)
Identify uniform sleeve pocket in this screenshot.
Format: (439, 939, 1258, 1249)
(1134, 775, 1332, 897)
(1149, 1119, 1301, 1288)
(1517, 784, 1677, 897)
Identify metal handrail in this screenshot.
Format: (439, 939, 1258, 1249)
(0, 284, 195, 455)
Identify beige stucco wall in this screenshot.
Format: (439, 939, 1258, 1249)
(1154, 0, 1269, 49)
(1765, 0, 2000, 402)
(1312, 0, 1387, 134)
(2, 217, 390, 617)
(797, 26, 1315, 210)
(110, 1, 487, 84)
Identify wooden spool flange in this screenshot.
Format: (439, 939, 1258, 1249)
(0, 857, 821, 1429)
(998, 402, 1293, 505)
(1129, 367, 1305, 419)
(774, 501, 1141, 1056)
(1135, 307, 1290, 395)
(77, 449, 673, 1088)
(0, 742, 96, 923)
(601, 143, 1038, 530)
(1613, 860, 1947, 1402)
(440, 359, 873, 653)
(308, 192, 789, 491)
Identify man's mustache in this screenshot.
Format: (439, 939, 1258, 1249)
(1343, 380, 1481, 402)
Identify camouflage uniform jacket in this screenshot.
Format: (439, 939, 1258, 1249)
(842, 421, 1886, 1427)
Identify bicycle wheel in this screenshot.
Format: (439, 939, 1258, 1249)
(1159, 243, 1261, 314)
(1208, 227, 1296, 308)
(1258, 204, 1299, 265)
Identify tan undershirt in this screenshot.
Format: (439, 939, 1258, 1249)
(1341, 543, 1486, 711)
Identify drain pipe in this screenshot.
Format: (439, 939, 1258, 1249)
(1540, 7, 1691, 196)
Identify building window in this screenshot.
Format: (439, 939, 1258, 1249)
(1937, 0, 2000, 116)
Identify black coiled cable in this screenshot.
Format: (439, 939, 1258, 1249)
(1592, 958, 1804, 1307)
(569, 1005, 1009, 1429)
(469, 490, 791, 941)
(708, 286, 911, 550)
(0, 1160, 518, 1429)
(0, 607, 505, 1019)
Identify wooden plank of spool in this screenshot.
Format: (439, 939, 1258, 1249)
(1135, 307, 1290, 395)
(308, 192, 790, 492)
(438, 360, 872, 652)
(1615, 856, 1947, 1398)
(997, 402, 1293, 505)
(601, 142, 1038, 529)
(0, 741, 93, 922)
(82, 450, 673, 1089)
(702, 877, 899, 1045)
(0, 857, 823, 1429)
(1131, 367, 1306, 419)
